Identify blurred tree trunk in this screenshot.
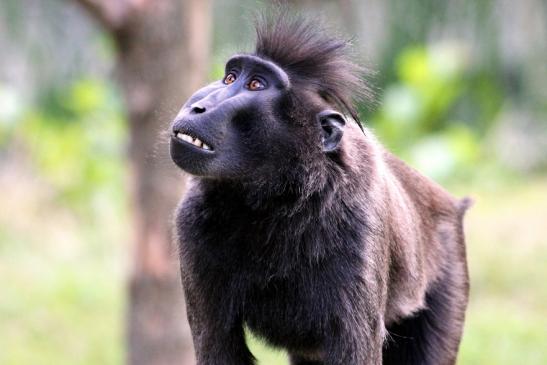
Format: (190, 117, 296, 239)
(73, 0, 211, 364)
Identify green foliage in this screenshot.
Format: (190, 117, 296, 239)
(8, 78, 127, 218)
(368, 43, 504, 182)
(0, 260, 124, 365)
(0, 77, 128, 365)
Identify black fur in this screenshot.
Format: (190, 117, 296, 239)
(254, 10, 372, 123)
(171, 11, 469, 365)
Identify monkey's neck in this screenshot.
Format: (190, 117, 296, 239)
(203, 161, 341, 212)
(196, 168, 366, 276)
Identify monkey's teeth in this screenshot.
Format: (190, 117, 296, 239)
(176, 132, 192, 143)
(176, 132, 211, 151)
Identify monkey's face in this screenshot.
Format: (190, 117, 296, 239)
(170, 54, 346, 180)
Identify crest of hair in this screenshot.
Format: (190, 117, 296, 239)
(254, 8, 373, 123)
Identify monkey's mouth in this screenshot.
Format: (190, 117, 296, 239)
(170, 130, 217, 175)
(173, 131, 214, 152)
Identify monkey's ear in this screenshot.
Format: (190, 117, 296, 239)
(318, 110, 346, 152)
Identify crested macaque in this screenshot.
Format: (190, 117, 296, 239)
(169, 13, 470, 365)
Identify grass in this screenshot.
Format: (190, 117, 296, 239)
(1, 175, 546, 364)
(455, 176, 547, 365)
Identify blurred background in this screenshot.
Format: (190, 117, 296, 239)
(0, 0, 546, 364)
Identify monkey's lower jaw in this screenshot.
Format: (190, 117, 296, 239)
(170, 133, 216, 176)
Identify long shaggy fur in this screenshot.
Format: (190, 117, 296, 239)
(173, 11, 470, 365)
(255, 10, 372, 123)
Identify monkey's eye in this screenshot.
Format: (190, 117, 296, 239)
(223, 73, 237, 85)
(247, 78, 265, 91)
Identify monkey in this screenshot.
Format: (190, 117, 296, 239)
(169, 12, 470, 365)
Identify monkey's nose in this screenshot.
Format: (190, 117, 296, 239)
(191, 105, 206, 114)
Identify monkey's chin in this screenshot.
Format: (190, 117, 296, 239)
(170, 136, 216, 176)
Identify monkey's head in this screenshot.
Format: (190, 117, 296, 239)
(170, 13, 369, 187)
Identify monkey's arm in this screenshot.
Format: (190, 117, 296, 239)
(321, 280, 384, 365)
(323, 328, 381, 365)
(181, 268, 255, 365)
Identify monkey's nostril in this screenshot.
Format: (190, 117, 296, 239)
(191, 105, 206, 114)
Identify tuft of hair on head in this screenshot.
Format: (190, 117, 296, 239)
(254, 8, 373, 124)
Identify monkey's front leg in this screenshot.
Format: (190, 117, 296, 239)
(182, 279, 254, 365)
(323, 311, 384, 365)
(191, 320, 254, 365)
